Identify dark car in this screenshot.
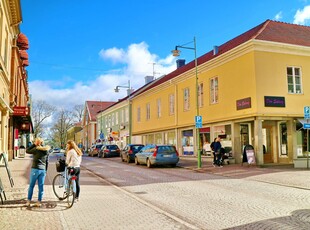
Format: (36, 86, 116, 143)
(89, 144, 103, 157)
(120, 144, 144, 163)
(135, 144, 179, 168)
(98, 144, 120, 158)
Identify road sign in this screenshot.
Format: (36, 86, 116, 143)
(195, 116, 202, 128)
(303, 123, 310, 129)
(305, 106, 310, 119)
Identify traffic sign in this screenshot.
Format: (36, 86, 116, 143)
(305, 106, 310, 119)
(304, 123, 310, 129)
(195, 116, 202, 128)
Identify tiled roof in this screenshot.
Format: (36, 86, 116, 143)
(136, 20, 310, 96)
(86, 101, 116, 121)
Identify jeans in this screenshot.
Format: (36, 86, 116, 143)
(27, 168, 46, 201)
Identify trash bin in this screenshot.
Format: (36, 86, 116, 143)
(18, 146, 26, 158)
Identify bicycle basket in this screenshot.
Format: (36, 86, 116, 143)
(56, 159, 66, 172)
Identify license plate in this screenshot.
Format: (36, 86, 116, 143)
(163, 154, 173, 157)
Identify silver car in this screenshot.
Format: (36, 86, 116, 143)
(134, 144, 179, 168)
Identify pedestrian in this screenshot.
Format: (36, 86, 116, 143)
(26, 137, 50, 207)
(210, 138, 217, 166)
(213, 137, 222, 167)
(66, 140, 83, 202)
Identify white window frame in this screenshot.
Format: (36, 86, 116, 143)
(287, 66, 302, 94)
(210, 76, 218, 104)
(169, 94, 175, 115)
(183, 88, 190, 111)
(146, 103, 150, 120)
(137, 107, 141, 122)
(198, 82, 203, 107)
(157, 98, 161, 118)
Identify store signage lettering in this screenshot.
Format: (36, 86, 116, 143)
(264, 96, 285, 107)
(236, 97, 251, 110)
(13, 106, 29, 116)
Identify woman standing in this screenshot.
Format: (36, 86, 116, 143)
(26, 137, 50, 207)
(66, 140, 82, 201)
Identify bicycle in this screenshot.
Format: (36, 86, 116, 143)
(52, 158, 76, 208)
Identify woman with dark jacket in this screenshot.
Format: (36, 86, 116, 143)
(26, 137, 50, 207)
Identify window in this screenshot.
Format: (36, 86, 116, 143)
(137, 107, 141, 122)
(121, 109, 124, 123)
(125, 107, 129, 122)
(210, 77, 218, 104)
(157, 98, 161, 118)
(198, 83, 203, 107)
(287, 67, 302, 94)
(183, 88, 190, 111)
(146, 103, 150, 120)
(112, 113, 114, 126)
(115, 111, 118, 125)
(169, 94, 175, 115)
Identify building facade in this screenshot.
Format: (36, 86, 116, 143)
(0, 0, 32, 161)
(130, 20, 310, 167)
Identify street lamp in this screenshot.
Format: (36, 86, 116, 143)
(114, 80, 132, 144)
(172, 36, 201, 168)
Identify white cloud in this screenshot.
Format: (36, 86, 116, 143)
(294, 5, 310, 25)
(274, 11, 282, 21)
(29, 42, 177, 109)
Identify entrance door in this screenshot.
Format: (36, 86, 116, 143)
(263, 127, 273, 163)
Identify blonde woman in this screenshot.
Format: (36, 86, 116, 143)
(26, 137, 50, 207)
(66, 140, 83, 201)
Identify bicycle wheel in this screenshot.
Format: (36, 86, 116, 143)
(67, 178, 75, 208)
(52, 174, 67, 200)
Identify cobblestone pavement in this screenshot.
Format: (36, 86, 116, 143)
(0, 154, 310, 230)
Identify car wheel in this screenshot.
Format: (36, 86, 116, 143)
(121, 155, 124, 162)
(126, 156, 131, 163)
(135, 157, 139, 165)
(147, 159, 152, 168)
(98, 153, 102, 158)
(171, 164, 176, 167)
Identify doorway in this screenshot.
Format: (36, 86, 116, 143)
(263, 127, 273, 163)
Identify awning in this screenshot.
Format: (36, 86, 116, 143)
(17, 33, 29, 50)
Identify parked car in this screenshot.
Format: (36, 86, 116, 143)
(135, 144, 179, 168)
(53, 148, 61, 153)
(98, 144, 120, 158)
(120, 144, 144, 163)
(89, 144, 103, 157)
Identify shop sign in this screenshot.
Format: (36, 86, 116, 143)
(13, 106, 29, 116)
(236, 97, 251, 110)
(264, 96, 285, 107)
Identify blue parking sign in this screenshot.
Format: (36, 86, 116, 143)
(195, 116, 202, 128)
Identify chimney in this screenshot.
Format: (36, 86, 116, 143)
(176, 59, 185, 69)
(145, 75, 154, 84)
(213, 46, 219, 55)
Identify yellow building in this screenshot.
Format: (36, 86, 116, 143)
(131, 20, 310, 167)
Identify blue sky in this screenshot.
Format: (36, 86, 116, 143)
(20, 0, 310, 108)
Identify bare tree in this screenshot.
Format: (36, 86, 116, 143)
(32, 100, 56, 138)
(72, 104, 84, 123)
(51, 108, 74, 149)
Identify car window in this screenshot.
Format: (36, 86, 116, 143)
(157, 146, 175, 154)
(132, 145, 144, 152)
(107, 145, 118, 150)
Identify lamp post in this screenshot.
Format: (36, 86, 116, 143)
(114, 80, 132, 144)
(172, 36, 201, 168)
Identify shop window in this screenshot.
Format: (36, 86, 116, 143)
(182, 130, 194, 155)
(155, 133, 162, 144)
(287, 67, 302, 94)
(296, 122, 309, 156)
(279, 122, 288, 155)
(214, 124, 232, 148)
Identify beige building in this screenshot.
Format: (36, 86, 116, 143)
(0, 0, 32, 160)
